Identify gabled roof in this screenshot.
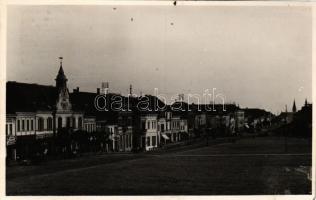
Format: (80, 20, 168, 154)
(6, 81, 57, 114)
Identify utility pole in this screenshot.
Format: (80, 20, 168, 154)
(283, 119, 288, 153)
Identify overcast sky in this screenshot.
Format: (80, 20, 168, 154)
(7, 5, 312, 114)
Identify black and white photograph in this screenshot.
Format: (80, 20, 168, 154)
(2, 1, 314, 197)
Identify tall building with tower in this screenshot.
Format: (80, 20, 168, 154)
(6, 58, 85, 160)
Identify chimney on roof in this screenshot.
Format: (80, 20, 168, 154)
(73, 87, 79, 93)
(97, 88, 100, 94)
(101, 82, 109, 95)
(130, 84, 133, 96)
(178, 94, 184, 102)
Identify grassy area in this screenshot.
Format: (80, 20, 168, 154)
(6, 136, 311, 195)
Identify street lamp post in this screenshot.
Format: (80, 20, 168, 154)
(52, 106, 57, 155)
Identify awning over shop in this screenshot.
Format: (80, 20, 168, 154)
(161, 133, 170, 140)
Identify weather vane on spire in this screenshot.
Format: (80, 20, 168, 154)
(59, 56, 63, 67)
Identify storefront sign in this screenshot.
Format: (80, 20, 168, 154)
(36, 134, 45, 139)
(6, 136, 16, 146)
(36, 133, 53, 140)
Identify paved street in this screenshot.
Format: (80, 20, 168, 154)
(6, 136, 312, 195)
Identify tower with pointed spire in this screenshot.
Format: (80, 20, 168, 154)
(55, 57, 68, 90)
(292, 99, 297, 113)
(55, 57, 72, 111)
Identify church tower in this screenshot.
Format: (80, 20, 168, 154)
(292, 99, 297, 113)
(55, 57, 72, 111)
(55, 57, 68, 90)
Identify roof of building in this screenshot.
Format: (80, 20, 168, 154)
(243, 108, 271, 119)
(70, 90, 167, 122)
(6, 81, 58, 114)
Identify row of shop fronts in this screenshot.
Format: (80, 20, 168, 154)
(6, 107, 247, 161)
(6, 128, 190, 162)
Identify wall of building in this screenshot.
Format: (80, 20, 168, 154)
(84, 117, 96, 133)
(141, 115, 158, 151)
(15, 113, 36, 136)
(235, 110, 245, 132)
(157, 118, 167, 145)
(35, 112, 54, 136)
(117, 126, 133, 152)
(106, 125, 118, 151)
(6, 117, 16, 136)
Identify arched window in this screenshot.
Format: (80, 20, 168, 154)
(38, 118, 44, 131)
(17, 120, 20, 132)
(47, 117, 53, 130)
(22, 120, 25, 131)
(58, 117, 62, 129)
